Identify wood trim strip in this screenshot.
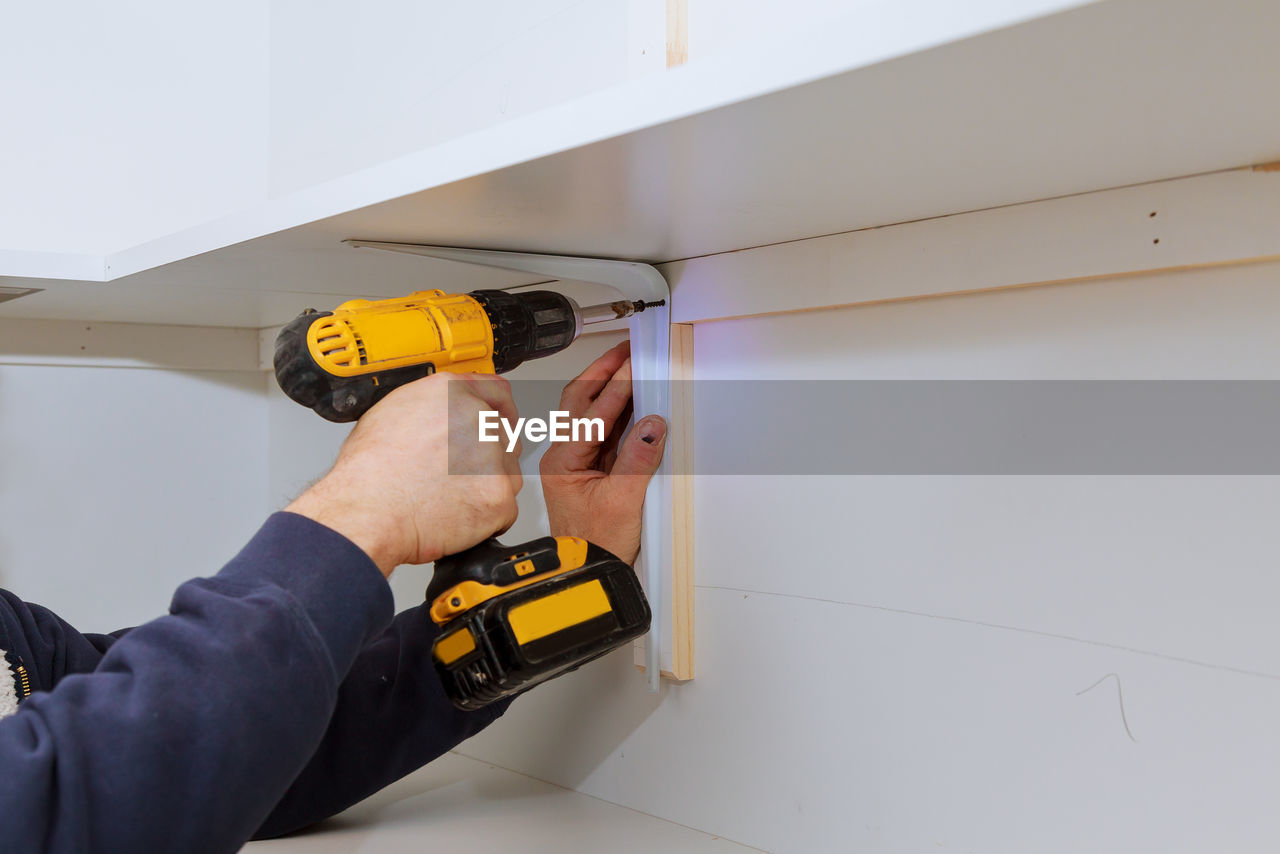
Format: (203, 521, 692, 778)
(668, 322, 695, 679)
(666, 0, 688, 67)
(681, 252, 1280, 328)
(665, 168, 1280, 326)
(1, 318, 260, 372)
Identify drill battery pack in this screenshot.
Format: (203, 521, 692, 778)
(427, 536, 651, 710)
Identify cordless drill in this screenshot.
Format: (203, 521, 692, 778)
(273, 289, 661, 709)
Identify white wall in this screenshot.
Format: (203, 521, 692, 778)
(266, 0, 644, 197)
(0, 1, 269, 256)
(0, 351, 270, 631)
(459, 261, 1280, 853)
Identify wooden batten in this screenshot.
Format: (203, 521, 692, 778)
(666, 0, 688, 67)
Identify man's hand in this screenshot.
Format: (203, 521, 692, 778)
(540, 341, 667, 565)
(288, 373, 523, 577)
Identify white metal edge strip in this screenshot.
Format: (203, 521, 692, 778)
(627, 281, 672, 692)
(667, 168, 1280, 324)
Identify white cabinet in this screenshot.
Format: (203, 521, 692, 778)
(13, 0, 1278, 327)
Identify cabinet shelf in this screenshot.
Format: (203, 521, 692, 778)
(242, 753, 752, 853)
(2, 0, 1275, 327)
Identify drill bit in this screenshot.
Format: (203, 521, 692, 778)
(578, 298, 667, 325)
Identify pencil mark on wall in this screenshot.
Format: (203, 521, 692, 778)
(696, 584, 1280, 683)
(1076, 672, 1138, 742)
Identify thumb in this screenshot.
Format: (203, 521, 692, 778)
(610, 415, 667, 487)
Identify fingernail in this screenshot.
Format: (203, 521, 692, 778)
(638, 416, 667, 445)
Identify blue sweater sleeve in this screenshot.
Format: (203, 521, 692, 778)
(0, 512, 395, 854)
(252, 606, 512, 839)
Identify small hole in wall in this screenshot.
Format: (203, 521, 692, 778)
(1153, 238, 1160, 244)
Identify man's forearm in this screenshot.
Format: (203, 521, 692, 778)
(0, 512, 393, 853)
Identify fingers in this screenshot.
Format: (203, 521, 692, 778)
(545, 340, 634, 477)
(584, 357, 632, 428)
(472, 473, 521, 539)
(434, 373, 524, 496)
(599, 398, 633, 474)
(473, 382, 525, 491)
(560, 340, 630, 414)
(607, 414, 667, 503)
(458, 372, 518, 425)
(493, 483, 521, 535)
(545, 355, 635, 473)
(453, 372, 523, 459)
(504, 448, 525, 492)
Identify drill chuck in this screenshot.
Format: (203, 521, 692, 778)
(469, 289, 580, 372)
